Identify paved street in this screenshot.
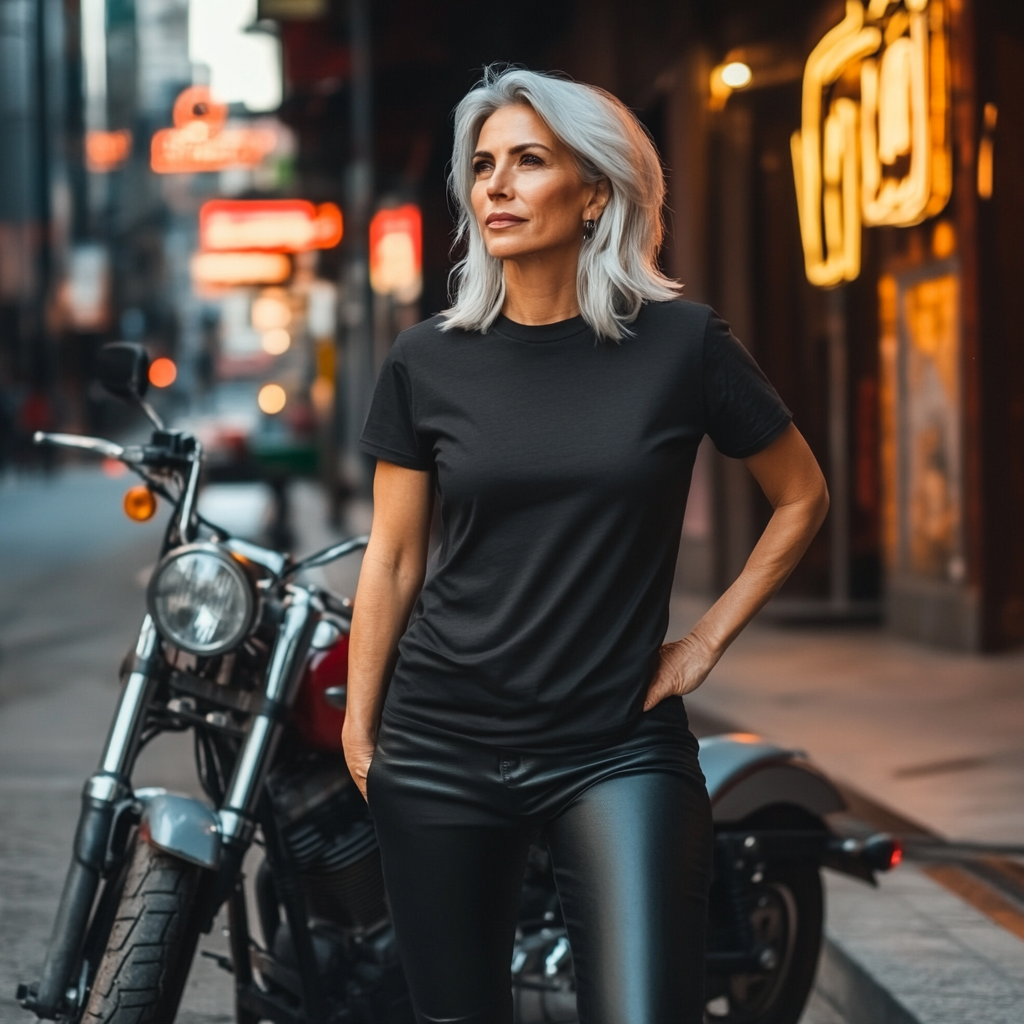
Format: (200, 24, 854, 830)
(0, 469, 240, 1023)
(0, 470, 371, 1024)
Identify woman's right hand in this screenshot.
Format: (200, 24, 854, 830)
(342, 720, 377, 801)
(343, 460, 434, 802)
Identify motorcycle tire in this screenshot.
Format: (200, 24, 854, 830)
(79, 836, 203, 1024)
(704, 859, 823, 1024)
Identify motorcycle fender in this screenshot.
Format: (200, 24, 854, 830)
(698, 733, 846, 824)
(137, 791, 221, 869)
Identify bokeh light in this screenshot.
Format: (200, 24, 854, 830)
(149, 357, 177, 388)
(251, 290, 292, 331)
(310, 376, 334, 413)
(258, 383, 287, 414)
(261, 328, 291, 355)
(720, 62, 753, 89)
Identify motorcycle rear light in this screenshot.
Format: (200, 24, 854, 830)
(862, 833, 903, 872)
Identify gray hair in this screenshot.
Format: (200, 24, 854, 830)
(440, 66, 680, 340)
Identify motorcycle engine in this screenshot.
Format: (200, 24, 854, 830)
(267, 750, 386, 929)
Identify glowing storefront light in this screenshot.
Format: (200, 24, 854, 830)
(258, 383, 287, 415)
(191, 252, 291, 289)
(251, 289, 292, 331)
(720, 62, 753, 89)
(369, 205, 423, 303)
(977, 103, 997, 200)
(148, 358, 178, 388)
(151, 86, 277, 175)
(199, 200, 343, 253)
(791, 0, 951, 287)
(261, 328, 291, 355)
(709, 61, 754, 111)
(86, 130, 132, 172)
(860, 0, 951, 225)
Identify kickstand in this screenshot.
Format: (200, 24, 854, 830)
(200, 949, 234, 974)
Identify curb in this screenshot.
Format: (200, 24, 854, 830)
(816, 935, 921, 1024)
(812, 866, 1024, 1024)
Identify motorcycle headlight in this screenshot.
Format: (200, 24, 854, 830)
(147, 543, 256, 656)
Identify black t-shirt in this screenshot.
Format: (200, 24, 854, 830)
(359, 300, 791, 752)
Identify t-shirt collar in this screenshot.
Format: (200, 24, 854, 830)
(489, 314, 592, 344)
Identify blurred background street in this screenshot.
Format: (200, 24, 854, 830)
(2, 0, 1024, 1022)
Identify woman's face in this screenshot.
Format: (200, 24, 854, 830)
(470, 104, 607, 263)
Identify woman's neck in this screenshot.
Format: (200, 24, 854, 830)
(500, 243, 582, 325)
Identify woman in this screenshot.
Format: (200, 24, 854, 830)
(342, 67, 828, 1024)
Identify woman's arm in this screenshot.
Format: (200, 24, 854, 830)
(644, 423, 829, 710)
(342, 460, 434, 798)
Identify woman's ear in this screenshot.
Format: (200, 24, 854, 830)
(585, 178, 611, 221)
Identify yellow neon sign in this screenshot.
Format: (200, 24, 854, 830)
(791, 0, 951, 287)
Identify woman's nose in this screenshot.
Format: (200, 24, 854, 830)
(486, 163, 512, 199)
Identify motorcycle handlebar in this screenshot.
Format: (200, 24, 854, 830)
(34, 429, 203, 545)
(34, 431, 127, 461)
(284, 535, 370, 579)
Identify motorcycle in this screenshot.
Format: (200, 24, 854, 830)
(17, 342, 901, 1024)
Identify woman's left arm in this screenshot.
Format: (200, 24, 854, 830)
(644, 423, 829, 710)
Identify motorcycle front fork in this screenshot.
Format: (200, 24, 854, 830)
(22, 590, 321, 1020)
(21, 617, 161, 1019)
(216, 588, 318, 847)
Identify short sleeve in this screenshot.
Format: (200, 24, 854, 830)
(359, 338, 433, 470)
(702, 311, 792, 458)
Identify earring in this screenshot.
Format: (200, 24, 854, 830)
(583, 219, 596, 241)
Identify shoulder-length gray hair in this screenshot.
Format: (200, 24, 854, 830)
(440, 66, 680, 341)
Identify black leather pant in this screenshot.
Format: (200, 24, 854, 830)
(367, 699, 713, 1024)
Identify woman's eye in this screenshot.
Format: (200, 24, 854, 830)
(521, 154, 542, 166)
(473, 161, 491, 174)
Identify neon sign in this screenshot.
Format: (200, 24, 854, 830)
(199, 199, 343, 253)
(190, 252, 292, 290)
(791, 0, 951, 287)
(151, 86, 277, 175)
(369, 204, 423, 303)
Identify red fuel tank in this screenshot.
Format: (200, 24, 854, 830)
(292, 632, 348, 752)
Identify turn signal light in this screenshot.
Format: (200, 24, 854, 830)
(124, 485, 157, 522)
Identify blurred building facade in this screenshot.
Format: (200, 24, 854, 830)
(276, 0, 1020, 652)
(1, 0, 1021, 652)
(541, 0, 1024, 653)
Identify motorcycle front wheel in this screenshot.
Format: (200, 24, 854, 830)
(79, 835, 203, 1024)
(704, 860, 823, 1024)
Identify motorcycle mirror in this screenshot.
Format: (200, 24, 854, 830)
(97, 342, 151, 401)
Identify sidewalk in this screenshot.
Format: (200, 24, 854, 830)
(667, 594, 1024, 1023)
(668, 595, 1024, 847)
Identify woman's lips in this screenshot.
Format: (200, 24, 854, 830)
(486, 214, 525, 228)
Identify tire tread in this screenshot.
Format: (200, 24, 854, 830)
(81, 841, 201, 1024)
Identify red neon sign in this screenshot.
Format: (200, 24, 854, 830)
(199, 200, 343, 253)
(151, 86, 276, 174)
(369, 204, 422, 300)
